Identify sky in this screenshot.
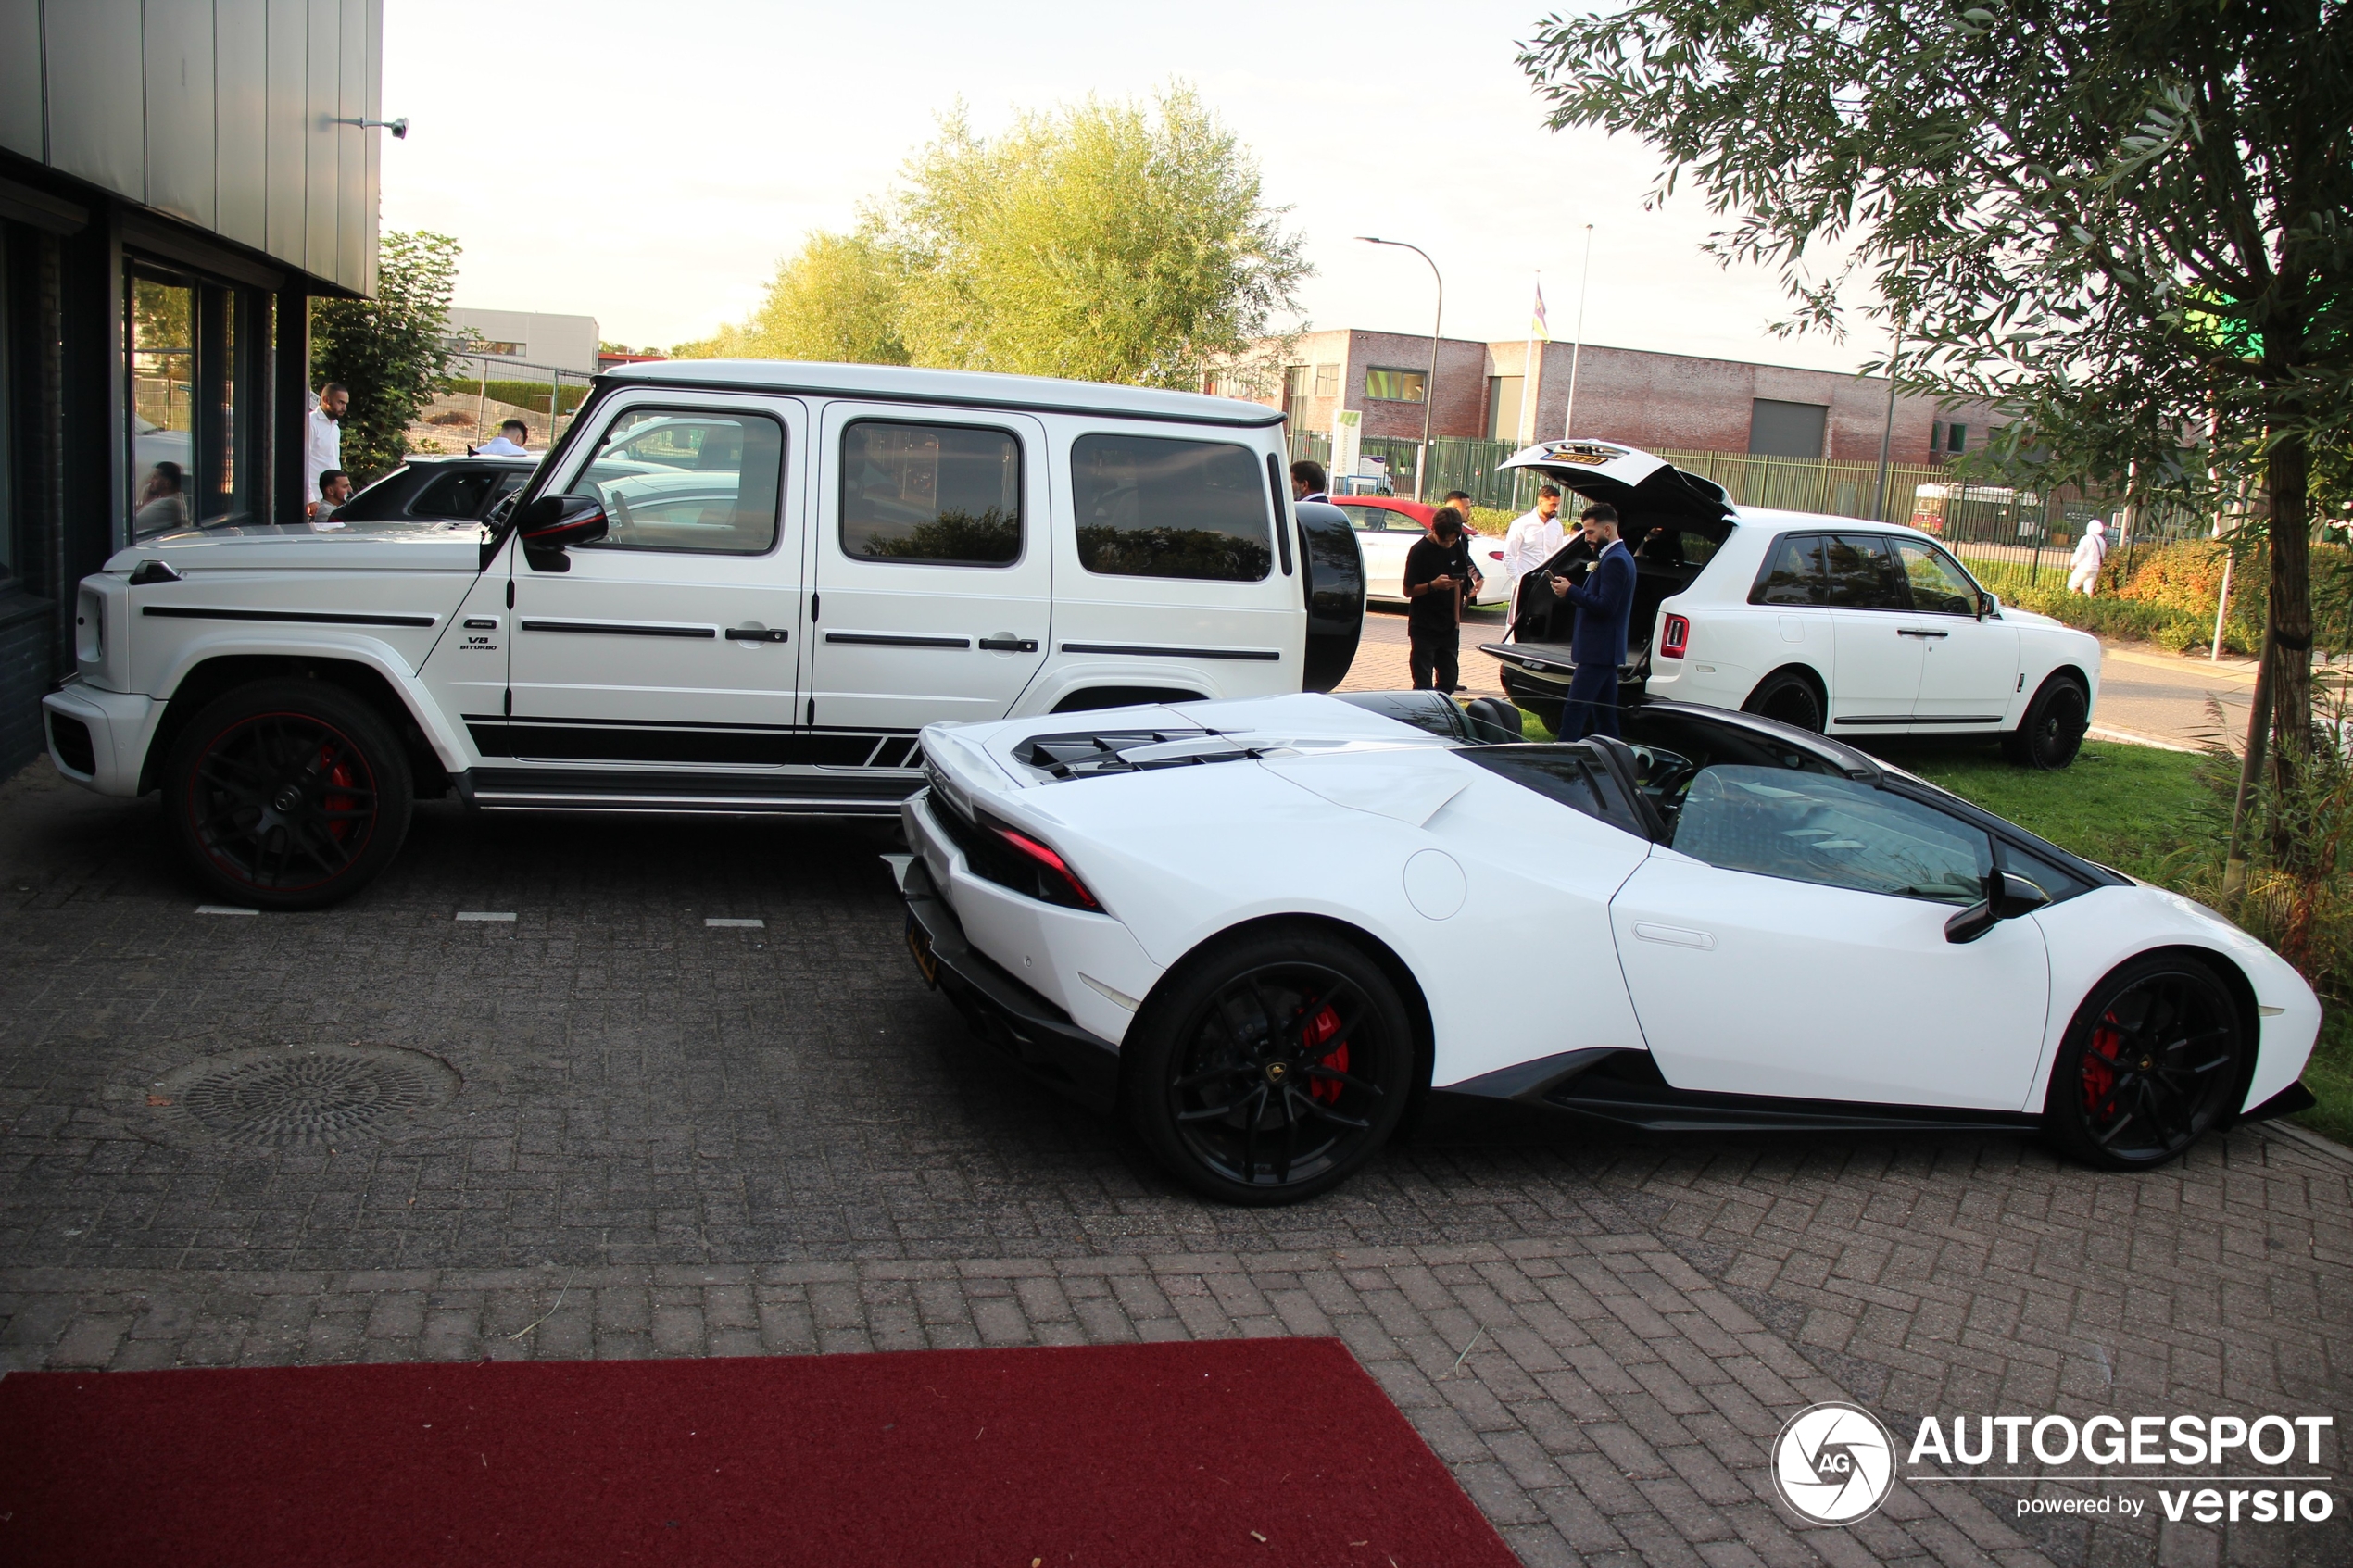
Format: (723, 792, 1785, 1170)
(380, 0, 1885, 375)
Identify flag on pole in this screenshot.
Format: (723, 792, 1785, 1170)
(1530, 282, 1551, 343)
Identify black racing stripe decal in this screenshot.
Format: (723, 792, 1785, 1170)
(1059, 642, 1281, 661)
(500, 722, 921, 769)
(141, 606, 437, 628)
(517, 620, 716, 639)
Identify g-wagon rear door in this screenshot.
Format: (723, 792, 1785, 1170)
(807, 404, 1052, 740)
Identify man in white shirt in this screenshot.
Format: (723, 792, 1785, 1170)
(472, 419, 532, 457)
(304, 383, 348, 518)
(1500, 484, 1566, 618)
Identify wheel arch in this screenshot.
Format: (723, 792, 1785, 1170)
(140, 655, 452, 797)
(2041, 941, 2266, 1125)
(1126, 911, 1439, 1103)
(1743, 660, 1828, 712)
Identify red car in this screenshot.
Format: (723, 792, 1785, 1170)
(1333, 496, 1511, 606)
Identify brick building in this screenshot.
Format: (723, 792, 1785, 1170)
(1223, 328, 2000, 468)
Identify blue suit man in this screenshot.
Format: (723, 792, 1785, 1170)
(1547, 504, 1636, 740)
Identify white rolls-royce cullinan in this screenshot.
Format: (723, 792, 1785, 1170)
(896, 690, 2318, 1204)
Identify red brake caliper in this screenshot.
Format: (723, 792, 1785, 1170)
(1301, 1004, 1347, 1104)
(319, 742, 357, 843)
(2081, 1014, 2122, 1113)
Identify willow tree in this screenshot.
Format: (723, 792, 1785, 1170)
(1521, 1, 2353, 806)
(880, 86, 1309, 389)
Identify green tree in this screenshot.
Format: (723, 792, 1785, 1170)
(883, 85, 1307, 388)
(1520, 2, 2353, 816)
(673, 232, 908, 365)
(310, 231, 467, 483)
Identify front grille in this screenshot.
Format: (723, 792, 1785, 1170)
(48, 713, 96, 776)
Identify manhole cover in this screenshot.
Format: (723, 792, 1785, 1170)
(150, 1045, 460, 1149)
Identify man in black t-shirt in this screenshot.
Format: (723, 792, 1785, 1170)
(1403, 508, 1475, 691)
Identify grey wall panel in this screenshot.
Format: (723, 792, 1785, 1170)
(333, 0, 361, 295)
(263, 0, 305, 266)
(143, 0, 219, 231)
(44, 0, 145, 201)
(359, 0, 378, 295)
(303, 0, 337, 281)
(214, 0, 267, 247)
(0, 0, 44, 157)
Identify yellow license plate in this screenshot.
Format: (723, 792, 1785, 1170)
(905, 915, 939, 987)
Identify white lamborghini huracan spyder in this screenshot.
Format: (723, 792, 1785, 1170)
(895, 690, 2319, 1205)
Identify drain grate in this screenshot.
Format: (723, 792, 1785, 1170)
(151, 1045, 460, 1149)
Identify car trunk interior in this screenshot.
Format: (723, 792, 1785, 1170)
(1504, 517, 1734, 671)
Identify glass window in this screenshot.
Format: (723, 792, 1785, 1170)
(1825, 534, 1906, 608)
(1461, 745, 1641, 833)
(1071, 433, 1273, 582)
(411, 465, 525, 520)
(1338, 503, 1397, 533)
(129, 274, 197, 538)
(1752, 533, 1825, 605)
(1314, 363, 1340, 396)
(1894, 540, 1982, 615)
(569, 408, 785, 554)
(838, 420, 1022, 567)
(1670, 766, 1993, 905)
(1364, 368, 1428, 403)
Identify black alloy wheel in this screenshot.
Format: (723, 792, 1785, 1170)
(1125, 929, 1415, 1205)
(162, 680, 414, 910)
(1743, 670, 1825, 734)
(2044, 956, 2246, 1170)
(2004, 674, 2090, 769)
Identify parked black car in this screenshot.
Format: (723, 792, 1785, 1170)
(330, 456, 535, 525)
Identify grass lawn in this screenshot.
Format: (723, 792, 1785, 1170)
(1513, 704, 2353, 1148)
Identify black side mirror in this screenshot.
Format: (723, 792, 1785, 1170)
(515, 494, 609, 552)
(1945, 871, 2051, 944)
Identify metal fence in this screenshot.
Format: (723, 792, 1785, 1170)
(432, 354, 598, 449)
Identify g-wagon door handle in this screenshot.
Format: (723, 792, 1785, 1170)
(977, 633, 1039, 652)
(1897, 628, 1951, 638)
(726, 624, 789, 644)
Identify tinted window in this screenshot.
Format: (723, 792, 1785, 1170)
(1825, 534, 1905, 608)
(1670, 766, 1992, 905)
(570, 409, 784, 554)
(1633, 524, 1722, 570)
(840, 421, 1022, 566)
(1462, 745, 1634, 830)
(1752, 533, 1825, 605)
(409, 467, 508, 519)
(1894, 539, 1981, 614)
(1071, 433, 1273, 582)
(1338, 504, 1396, 532)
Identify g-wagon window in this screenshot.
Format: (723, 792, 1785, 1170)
(570, 408, 784, 555)
(840, 420, 1023, 567)
(1671, 767, 1993, 905)
(1071, 433, 1273, 582)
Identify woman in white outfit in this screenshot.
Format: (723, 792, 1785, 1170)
(2068, 517, 2108, 595)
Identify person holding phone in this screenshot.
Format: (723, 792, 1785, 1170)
(1403, 508, 1475, 691)
(1546, 502, 1636, 738)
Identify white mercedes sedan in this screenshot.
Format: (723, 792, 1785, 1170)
(895, 691, 2319, 1205)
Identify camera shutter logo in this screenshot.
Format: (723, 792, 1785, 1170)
(1772, 1401, 1898, 1525)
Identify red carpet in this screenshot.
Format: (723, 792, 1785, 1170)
(0, 1336, 1516, 1567)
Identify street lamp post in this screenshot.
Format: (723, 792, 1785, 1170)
(1356, 237, 1442, 502)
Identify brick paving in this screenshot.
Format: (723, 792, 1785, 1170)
(2, 757, 2348, 1566)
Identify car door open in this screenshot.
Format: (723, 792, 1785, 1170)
(1610, 760, 2051, 1110)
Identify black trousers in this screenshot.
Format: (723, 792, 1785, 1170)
(1409, 626, 1459, 691)
(1560, 661, 1621, 740)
